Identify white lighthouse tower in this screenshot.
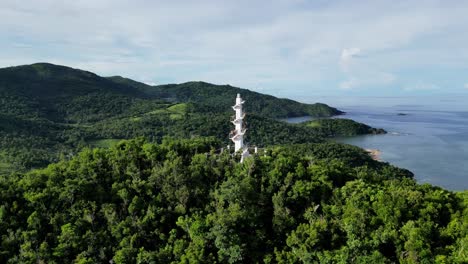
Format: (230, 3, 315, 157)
(230, 94, 250, 162)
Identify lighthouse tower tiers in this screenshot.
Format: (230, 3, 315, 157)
(230, 94, 250, 162)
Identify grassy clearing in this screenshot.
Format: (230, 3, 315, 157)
(169, 113, 183, 120)
(167, 103, 187, 113)
(142, 103, 187, 120)
(145, 103, 187, 115)
(306, 121, 322, 128)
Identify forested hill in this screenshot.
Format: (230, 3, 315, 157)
(0, 63, 341, 122)
(0, 63, 149, 122)
(0, 63, 351, 172)
(149, 81, 343, 118)
(0, 138, 466, 263)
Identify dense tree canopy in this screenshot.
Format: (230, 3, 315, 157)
(301, 118, 386, 137)
(0, 138, 466, 263)
(150, 81, 343, 118)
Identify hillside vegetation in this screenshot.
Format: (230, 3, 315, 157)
(0, 138, 466, 263)
(301, 118, 387, 137)
(1, 63, 467, 264)
(150, 81, 343, 118)
(0, 63, 356, 172)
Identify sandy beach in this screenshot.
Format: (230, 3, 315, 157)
(365, 149, 382, 161)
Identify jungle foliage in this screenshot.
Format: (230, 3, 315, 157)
(301, 118, 387, 137)
(0, 63, 355, 173)
(0, 138, 466, 263)
(1, 63, 467, 264)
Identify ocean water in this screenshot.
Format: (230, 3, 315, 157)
(291, 96, 468, 191)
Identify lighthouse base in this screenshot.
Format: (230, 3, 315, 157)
(240, 148, 250, 163)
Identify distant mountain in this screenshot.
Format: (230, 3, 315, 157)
(0, 63, 150, 122)
(150, 81, 344, 118)
(106, 75, 152, 91)
(0, 63, 144, 99)
(0, 63, 341, 123)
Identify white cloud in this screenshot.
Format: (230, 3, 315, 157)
(464, 83, 468, 89)
(340, 48, 361, 72)
(0, 0, 468, 94)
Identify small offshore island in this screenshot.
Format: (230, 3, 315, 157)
(283, 117, 387, 162)
(300, 118, 387, 137)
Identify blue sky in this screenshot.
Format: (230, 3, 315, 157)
(1, 0, 468, 97)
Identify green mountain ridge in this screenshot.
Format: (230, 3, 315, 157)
(0, 63, 149, 122)
(0, 63, 353, 172)
(150, 81, 344, 118)
(0, 63, 342, 123)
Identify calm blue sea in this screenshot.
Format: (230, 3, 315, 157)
(289, 96, 468, 191)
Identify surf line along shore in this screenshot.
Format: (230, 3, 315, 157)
(365, 149, 382, 161)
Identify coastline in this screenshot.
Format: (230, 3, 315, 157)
(365, 148, 382, 161)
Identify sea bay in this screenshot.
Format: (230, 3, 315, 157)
(292, 96, 468, 191)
